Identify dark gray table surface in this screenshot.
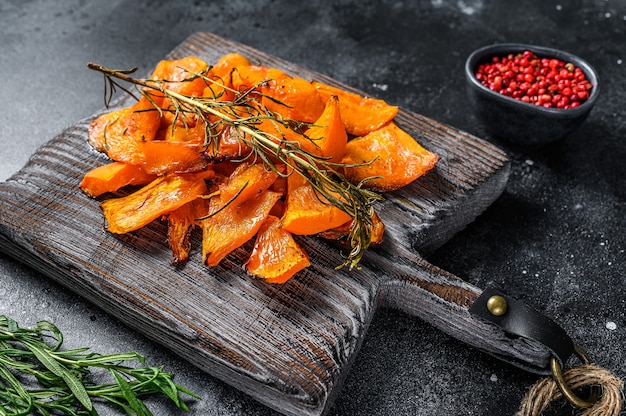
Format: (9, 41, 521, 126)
(1, 1, 624, 415)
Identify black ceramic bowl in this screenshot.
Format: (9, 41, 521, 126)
(465, 43, 600, 145)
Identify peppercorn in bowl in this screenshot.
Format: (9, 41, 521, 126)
(465, 43, 599, 145)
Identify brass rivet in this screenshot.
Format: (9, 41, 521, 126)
(487, 295, 508, 316)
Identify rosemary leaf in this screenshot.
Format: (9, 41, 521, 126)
(111, 370, 146, 415)
(0, 361, 34, 414)
(34, 320, 64, 351)
(146, 369, 188, 409)
(20, 339, 94, 411)
(60, 352, 144, 367)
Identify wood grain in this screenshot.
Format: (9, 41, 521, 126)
(0, 33, 552, 416)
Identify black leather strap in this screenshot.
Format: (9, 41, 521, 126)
(469, 287, 575, 374)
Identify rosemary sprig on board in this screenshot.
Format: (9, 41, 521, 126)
(87, 62, 383, 269)
(0, 315, 198, 415)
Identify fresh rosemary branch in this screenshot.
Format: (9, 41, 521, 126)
(87, 62, 383, 269)
(0, 315, 199, 416)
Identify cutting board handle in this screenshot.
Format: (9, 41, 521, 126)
(366, 242, 554, 374)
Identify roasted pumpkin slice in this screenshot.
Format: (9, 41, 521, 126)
(80, 162, 157, 198)
(166, 197, 209, 266)
(304, 94, 347, 163)
(150, 56, 209, 97)
(231, 65, 286, 92)
(95, 139, 208, 176)
(201, 190, 281, 266)
(88, 97, 161, 158)
(262, 75, 325, 123)
(202, 125, 252, 162)
(281, 173, 352, 235)
(232, 66, 325, 123)
(341, 122, 438, 192)
(219, 162, 279, 205)
(139, 141, 208, 175)
(207, 52, 251, 81)
(312, 81, 398, 136)
(246, 216, 310, 284)
(150, 56, 210, 126)
(101, 170, 213, 234)
(159, 117, 207, 143)
(202, 55, 252, 116)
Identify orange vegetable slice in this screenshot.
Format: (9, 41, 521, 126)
(281, 173, 352, 235)
(262, 75, 325, 123)
(232, 66, 325, 123)
(89, 122, 208, 175)
(203, 54, 252, 116)
(219, 162, 279, 205)
(203, 125, 251, 162)
(245, 216, 310, 284)
(304, 95, 347, 163)
(80, 162, 157, 198)
(166, 197, 209, 266)
(201, 190, 281, 266)
(150, 56, 210, 125)
(208, 52, 251, 81)
(231, 65, 286, 91)
(341, 122, 439, 192)
(88, 97, 161, 158)
(312, 81, 398, 136)
(101, 170, 213, 234)
(150, 56, 209, 97)
(159, 117, 207, 143)
(139, 141, 208, 175)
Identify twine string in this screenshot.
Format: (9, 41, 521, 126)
(516, 364, 624, 416)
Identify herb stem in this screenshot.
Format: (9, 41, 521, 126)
(0, 316, 198, 416)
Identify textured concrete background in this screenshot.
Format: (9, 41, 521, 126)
(1, 1, 625, 415)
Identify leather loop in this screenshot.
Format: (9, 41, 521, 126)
(469, 287, 575, 375)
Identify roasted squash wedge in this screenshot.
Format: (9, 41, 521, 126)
(166, 197, 209, 266)
(88, 97, 161, 159)
(101, 170, 213, 234)
(80, 162, 157, 198)
(201, 190, 281, 266)
(246, 215, 310, 284)
(281, 173, 352, 235)
(341, 122, 439, 192)
(218, 162, 279, 205)
(312, 81, 398, 136)
(304, 94, 347, 163)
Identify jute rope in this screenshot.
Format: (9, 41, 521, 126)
(516, 364, 624, 416)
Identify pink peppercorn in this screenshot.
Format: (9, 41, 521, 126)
(475, 50, 593, 109)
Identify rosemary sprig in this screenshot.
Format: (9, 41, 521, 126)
(87, 62, 383, 269)
(0, 315, 199, 416)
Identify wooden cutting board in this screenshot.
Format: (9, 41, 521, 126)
(0, 33, 551, 415)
